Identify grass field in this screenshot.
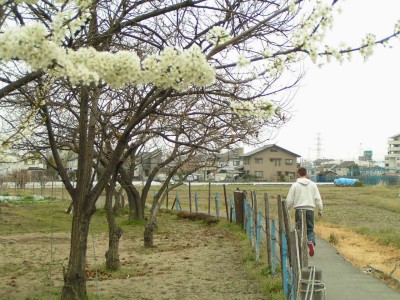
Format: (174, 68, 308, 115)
(2, 183, 400, 248)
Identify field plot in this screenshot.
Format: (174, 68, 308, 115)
(0, 196, 282, 300)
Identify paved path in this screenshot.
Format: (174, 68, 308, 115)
(307, 236, 400, 300)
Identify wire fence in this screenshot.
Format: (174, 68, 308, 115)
(169, 188, 326, 300)
(1, 181, 326, 299)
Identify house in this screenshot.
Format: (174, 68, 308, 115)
(242, 144, 300, 181)
(134, 149, 163, 179)
(333, 161, 359, 177)
(216, 148, 244, 180)
(384, 133, 400, 174)
(0, 151, 21, 175)
(317, 170, 337, 182)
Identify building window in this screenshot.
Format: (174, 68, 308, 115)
(270, 148, 278, 152)
(233, 160, 240, 166)
(244, 158, 249, 165)
(255, 171, 263, 178)
(255, 158, 263, 164)
(270, 158, 281, 166)
(285, 159, 293, 165)
(275, 159, 281, 166)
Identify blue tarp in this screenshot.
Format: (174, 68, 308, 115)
(334, 178, 359, 186)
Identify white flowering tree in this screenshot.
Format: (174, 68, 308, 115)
(1, 0, 399, 299)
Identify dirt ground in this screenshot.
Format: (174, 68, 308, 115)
(0, 214, 267, 300)
(316, 223, 400, 287)
(1, 212, 399, 299)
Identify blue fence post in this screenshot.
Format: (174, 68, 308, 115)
(175, 192, 181, 211)
(245, 202, 250, 235)
(230, 196, 236, 223)
(195, 191, 199, 213)
(215, 192, 220, 218)
(271, 219, 277, 275)
(249, 205, 254, 247)
(282, 231, 288, 297)
(256, 211, 262, 264)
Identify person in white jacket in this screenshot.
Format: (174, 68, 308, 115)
(286, 167, 323, 256)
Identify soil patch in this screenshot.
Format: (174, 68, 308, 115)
(316, 223, 400, 289)
(0, 213, 267, 299)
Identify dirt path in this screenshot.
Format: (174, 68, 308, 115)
(0, 214, 266, 300)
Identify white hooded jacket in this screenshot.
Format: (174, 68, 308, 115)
(286, 178, 323, 211)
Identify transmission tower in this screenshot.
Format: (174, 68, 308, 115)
(315, 133, 323, 159)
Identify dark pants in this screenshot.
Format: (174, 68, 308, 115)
(295, 209, 315, 245)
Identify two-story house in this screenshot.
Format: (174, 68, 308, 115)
(242, 144, 300, 181)
(216, 148, 244, 179)
(384, 133, 400, 174)
(333, 161, 359, 177)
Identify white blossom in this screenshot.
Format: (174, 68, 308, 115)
(230, 98, 276, 121)
(395, 19, 400, 34)
(237, 55, 250, 68)
(0, 22, 215, 89)
(360, 33, 376, 61)
(207, 26, 231, 45)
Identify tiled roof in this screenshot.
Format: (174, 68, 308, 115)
(242, 144, 301, 157)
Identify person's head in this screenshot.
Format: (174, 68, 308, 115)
(297, 167, 307, 177)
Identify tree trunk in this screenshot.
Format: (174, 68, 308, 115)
(61, 208, 93, 300)
(105, 185, 122, 271)
(113, 188, 123, 215)
(144, 220, 156, 248)
(125, 185, 143, 221)
(144, 201, 160, 248)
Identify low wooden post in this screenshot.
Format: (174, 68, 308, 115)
(233, 191, 245, 228)
(223, 184, 229, 221)
(264, 193, 272, 267)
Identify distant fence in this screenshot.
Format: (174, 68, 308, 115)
(316, 175, 400, 186)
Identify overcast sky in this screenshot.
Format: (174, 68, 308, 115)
(264, 0, 400, 162)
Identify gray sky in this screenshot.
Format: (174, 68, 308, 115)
(270, 0, 400, 162)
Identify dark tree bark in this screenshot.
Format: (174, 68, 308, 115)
(104, 184, 123, 271)
(61, 202, 95, 299)
(144, 220, 157, 248)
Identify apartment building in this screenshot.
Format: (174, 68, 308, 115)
(384, 133, 400, 173)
